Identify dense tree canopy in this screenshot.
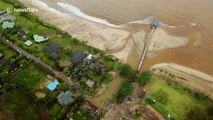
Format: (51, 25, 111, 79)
(119, 64, 132, 76)
(116, 79, 134, 103)
(138, 70, 152, 85)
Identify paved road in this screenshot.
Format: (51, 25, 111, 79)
(1, 39, 74, 86)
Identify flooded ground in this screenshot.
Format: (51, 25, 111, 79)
(87, 77, 123, 108)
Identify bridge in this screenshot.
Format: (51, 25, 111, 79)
(137, 19, 159, 71)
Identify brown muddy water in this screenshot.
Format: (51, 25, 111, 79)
(61, 0, 213, 74)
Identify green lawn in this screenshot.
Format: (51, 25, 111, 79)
(146, 79, 213, 120)
(0, 44, 18, 60)
(11, 63, 48, 90)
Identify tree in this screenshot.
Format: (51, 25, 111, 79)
(116, 79, 134, 103)
(119, 64, 132, 76)
(138, 70, 152, 85)
(59, 83, 69, 91)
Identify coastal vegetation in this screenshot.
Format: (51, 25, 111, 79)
(1, 0, 213, 120)
(144, 79, 213, 120)
(116, 79, 134, 103)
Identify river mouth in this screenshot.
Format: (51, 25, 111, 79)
(55, 0, 213, 74)
(23, 0, 213, 75)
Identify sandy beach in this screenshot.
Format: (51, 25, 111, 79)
(17, 0, 189, 63)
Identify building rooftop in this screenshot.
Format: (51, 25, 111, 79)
(57, 90, 74, 106)
(86, 79, 95, 88)
(17, 29, 27, 36)
(43, 43, 61, 59)
(46, 80, 59, 91)
(9, 62, 20, 73)
(33, 34, 49, 43)
(24, 40, 32, 46)
(0, 11, 16, 23)
(82, 100, 100, 117)
(151, 19, 159, 28)
(1, 21, 15, 29)
(71, 51, 86, 64)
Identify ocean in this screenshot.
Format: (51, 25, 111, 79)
(38, 0, 213, 74)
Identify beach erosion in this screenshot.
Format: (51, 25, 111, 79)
(18, 0, 213, 75)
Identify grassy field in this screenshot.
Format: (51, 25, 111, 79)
(11, 63, 48, 90)
(146, 79, 213, 120)
(0, 44, 18, 60)
(0, 89, 40, 120)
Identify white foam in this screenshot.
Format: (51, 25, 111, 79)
(32, 0, 66, 16)
(57, 2, 124, 28)
(129, 16, 154, 25)
(34, 1, 185, 29)
(189, 22, 199, 26)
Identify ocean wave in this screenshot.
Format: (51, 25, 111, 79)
(33, 0, 66, 16)
(57, 2, 183, 29)
(57, 2, 124, 28)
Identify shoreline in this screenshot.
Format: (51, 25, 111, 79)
(18, 0, 189, 62)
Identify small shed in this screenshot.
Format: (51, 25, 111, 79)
(17, 29, 27, 37)
(138, 88, 148, 99)
(86, 79, 95, 88)
(71, 51, 86, 64)
(24, 40, 32, 46)
(151, 19, 159, 29)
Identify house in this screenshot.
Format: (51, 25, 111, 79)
(0, 52, 3, 58)
(71, 51, 86, 64)
(33, 34, 49, 43)
(43, 43, 61, 59)
(0, 11, 16, 23)
(17, 29, 27, 38)
(72, 68, 83, 77)
(83, 54, 94, 65)
(57, 90, 74, 106)
(138, 88, 147, 99)
(9, 62, 20, 73)
(94, 62, 106, 73)
(46, 80, 59, 91)
(86, 79, 95, 88)
(24, 40, 32, 46)
(81, 100, 100, 117)
(1, 21, 15, 29)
